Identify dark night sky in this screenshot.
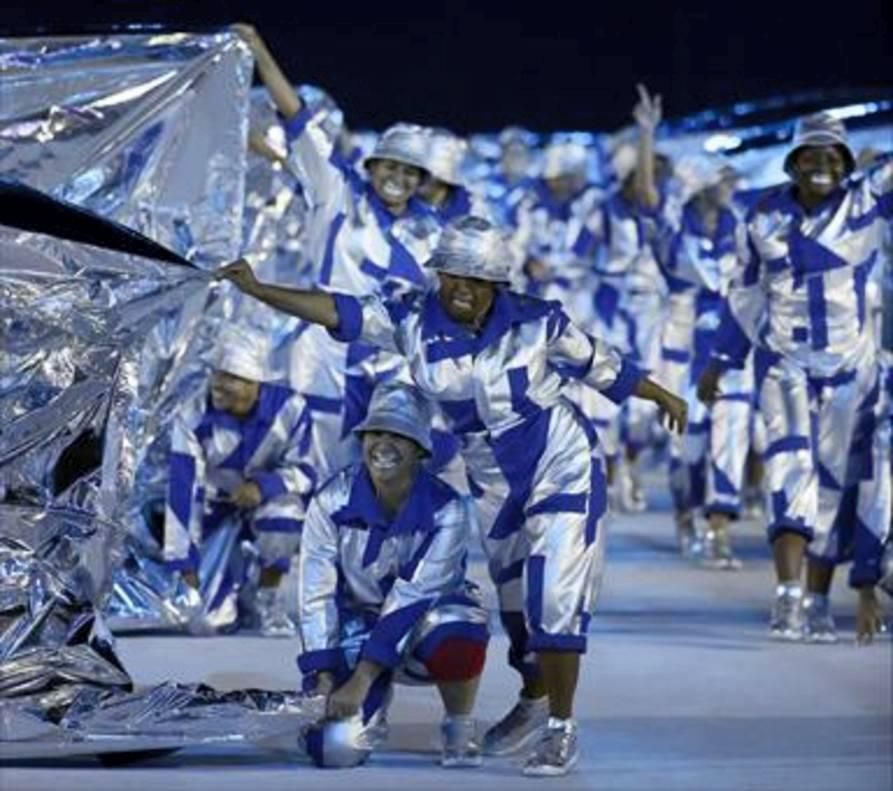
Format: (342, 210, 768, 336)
(2, 0, 891, 132)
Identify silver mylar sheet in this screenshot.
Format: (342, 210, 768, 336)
(0, 681, 311, 760)
(1, 30, 256, 637)
(0, 29, 306, 757)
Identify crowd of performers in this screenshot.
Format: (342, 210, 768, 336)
(156, 23, 893, 775)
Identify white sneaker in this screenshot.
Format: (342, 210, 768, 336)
(801, 594, 838, 643)
(482, 696, 549, 756)
(769, 586, 804, 641)
(522, 717, 579, 777)
(440, 715, 482, 768)
(257, 587, 297, 638)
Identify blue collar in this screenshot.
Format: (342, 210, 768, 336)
(419, 289, 554, 361)
(771, 182, 848, 219)
(438, 186, 472, 223)
(334, 465, 438, 536)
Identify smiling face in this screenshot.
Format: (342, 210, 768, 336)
(437, 271, 497, 329)
(367, 158, 423, 213)
(210, 370, 260, 417)
(791, 145, 848, 204)
(361, 429, 423, 490)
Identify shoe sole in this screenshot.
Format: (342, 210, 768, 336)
(522, 751, 579, 777)
(769, 628, 804, 642)
(483, 723, 548, 757)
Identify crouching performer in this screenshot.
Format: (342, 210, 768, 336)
(219, 216, 686, 776)
(163, 325, 315, 636)
(298, 381, 490, 769)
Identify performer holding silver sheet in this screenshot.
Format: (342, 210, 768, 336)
(218, 216, 687, 777)
(700, 113, 892, 644)
(298, 382, 489, 769)
(163, 325, 315, 636)
(233, 25, 441, 482)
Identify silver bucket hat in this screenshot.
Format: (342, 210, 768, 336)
(214, 323, 273, 382)
(783, 112, 855, 177)
(353, 381, 433, 454)
(422, 128, 467, 186)
(542, 141, 589, 179)
(364, 123, 429, 172)
(426, 215, 511, 284)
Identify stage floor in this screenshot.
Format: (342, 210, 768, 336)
(4, 495, 891, 790)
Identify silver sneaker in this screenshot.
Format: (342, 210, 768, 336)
(440, 715, 482, 768)
(802, 594, 838, 643)
(256, 587, 298, 638)
(769, 588, 804, 641)
(675, 514, 703, 559)
(482, 696, 549, 756)
(522, 718, 579, 777)
(700, 529, 742, 571)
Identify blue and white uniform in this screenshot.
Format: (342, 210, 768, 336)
(712, 159, 893, 586)
(282, 111, 442, 479)
(328, 284, 643, 672)
(657, 199, 753, 516)
(163, 381, 314, 622)
(299, 464, 488, 764)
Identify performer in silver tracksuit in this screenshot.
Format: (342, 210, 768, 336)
(218, 215, 687, 778)
(655, 157, 749, 565)
(700, 113, 892, 644)
(233, 25, 441, 484)
(163, 325, 314, 636)
(298, 382, 489, 769)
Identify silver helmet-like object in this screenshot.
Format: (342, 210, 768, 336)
(427, 215, 511, 284)
(353, 381, 434, 454)
(423, 128, 468, 186)
(364, 123, 429, 172)
(542, 141, 589, 179)
(783, 111, 855, 177)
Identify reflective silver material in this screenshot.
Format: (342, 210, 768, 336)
(427, 215, 511, 283)
(0, 505, 132, 698)
(353, 381, 434, 454)
(541, 142, 588, 179)
(214, 324, 275, 382)
(0, 681, 309, 760)
(783, 111, 856, 176)
(0, 31, 272, 749)
(423, 128, 468, 186)
(364, 123, 430, 172)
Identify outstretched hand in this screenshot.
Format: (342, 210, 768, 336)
(658, 390, 688, 435)
(632, 83, 662, 132)
(216, 259, 261, 295)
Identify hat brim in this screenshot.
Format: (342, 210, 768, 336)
(427, 258, 511, 285)
(363, 154, 429, 174)
(353, 418, 432, 455)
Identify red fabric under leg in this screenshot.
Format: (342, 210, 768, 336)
(424, 638, 487, 682)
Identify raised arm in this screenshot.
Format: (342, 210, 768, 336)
(217, 260, 339, 328)
(632, 83, 662, 210)
(232, 23, 302, 119)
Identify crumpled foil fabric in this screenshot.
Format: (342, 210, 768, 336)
(0, 32, 319, 756)
(1, 30, 258, 637)
(0, 681, 312, 760)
